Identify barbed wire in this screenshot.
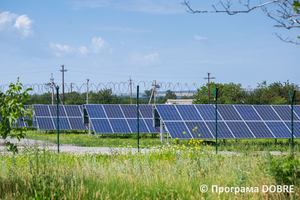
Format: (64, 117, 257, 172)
(0, 81, 206, 97)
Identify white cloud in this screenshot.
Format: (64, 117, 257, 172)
(194, 35, 207, 41)
(50, 43, 76, 57)
(0, 11, 34, 38)
(90, 37, 108, 53)
(14, 15, 34, 37)
(50, 37, 109, 57)
(79, 46, 88, 54)
(0, 11, 18, 31)
(129, 52, 161, 66)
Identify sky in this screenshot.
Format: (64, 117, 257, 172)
(0, 0, 298, 94)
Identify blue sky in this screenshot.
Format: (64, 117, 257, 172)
(0, 0, 298, 92)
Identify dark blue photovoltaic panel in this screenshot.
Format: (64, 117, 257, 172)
(12, 119, 25, 127)
(127, 119, 149, 133)
(155, 105, 181, 121)
(109, 119, 131, 133)
(284, 122, 300, 138)
(195, 105, 222, 120)
(69, 118, 87, 130)
(266, 122, 290, 138)
(52, 118, 70, 130)
(65, 105, 82, 117)
(85, 105, 106, 118)
(49, 105, 66, 117)
(33, 105, 50, 117)
(103, 105, 124, 118)
(91, 119, 113, 133)
(144, 119, 159, 133)
(253, 106, 280, 121)
(293, 106, 300, 121)
(185, 122, 213, 139)
(139, 105, 153, 118)
(176, 105, 202, 120)
(36, 118, 55, 130)
(246, 122, 274, 138)
(226, 122, 254, 138)
(234, 105, 261, 120)
(206, 122, 234, 139)
(163, 122, 191, 139)
(120, 105, 137, 118)
(271, 106, 295, 121)
(218, 105, 242, 120)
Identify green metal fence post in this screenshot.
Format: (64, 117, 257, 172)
(214, 86, 219, 154)
(137, 85, 139, 152)
(56, 86, 60, 153)
(288, 90, 296, 153)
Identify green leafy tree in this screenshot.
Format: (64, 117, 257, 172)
(0, 78, 33, 153)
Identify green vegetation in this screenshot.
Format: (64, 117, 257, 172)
(0, 78, 33, 153)
(194, 80, 299, 105)
(0, 145, 299, 199)
(24, 131, 300, 153)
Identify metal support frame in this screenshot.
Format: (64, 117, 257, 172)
(160, 119, 164, 143)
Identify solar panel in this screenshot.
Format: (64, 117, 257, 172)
(245, 122, 275, 138)
(86, 104, 158, 134)
(155, 104, 299, 140)
(155, 105, 181, 121)
(206, 122, 235, 139)
(195, 105, 222, 120)
(185, 121, 214, 139)
(218, 105, 242, 120)
(33, 105, 87, 130)
(265, 122, 291, 138)
(163, 122, 192, 139)
(176, 105, 202, 120)
(226, 122, 254, 138)
(234, 105, 261, 120)
(253, 105, 281, 121)
(103, 105, 124, 118)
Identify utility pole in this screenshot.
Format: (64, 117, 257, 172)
(204, 73, 216, 104)
(86, 79, 89, 104)
(60, 65, 67, 105)
(129, 77, 133, 104)
(51, 73, 54, 105)
(70, 83, 74, 101)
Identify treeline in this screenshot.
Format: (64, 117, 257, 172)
(25, 80, 299, 105)
(194, 80, 299, 105)
(25, 89, 180, 105)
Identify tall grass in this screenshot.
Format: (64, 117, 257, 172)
(0, 145, 299, 199)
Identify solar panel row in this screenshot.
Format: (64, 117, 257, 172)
(11, 105, 37, 128)
(155, 105, 300, 139)
(33, 105, 87, 130)
(85, 104, 158, 134)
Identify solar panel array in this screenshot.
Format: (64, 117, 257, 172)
(33, 105, 87, 130)
(155, 104, 300, 139)
(11, 105, 37, 128)
(85, 104, 159, 134)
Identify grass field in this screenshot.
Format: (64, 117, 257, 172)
(1, 130, 299, 199)
(1, 144, 299, 199)
(24, 130, 300, 153)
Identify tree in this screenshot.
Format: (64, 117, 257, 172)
(165, 90, 177, 100)
(182, 0, 300, 44)
(0, 78, 33, 153)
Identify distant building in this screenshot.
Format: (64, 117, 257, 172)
(165, 99, 195, 105)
